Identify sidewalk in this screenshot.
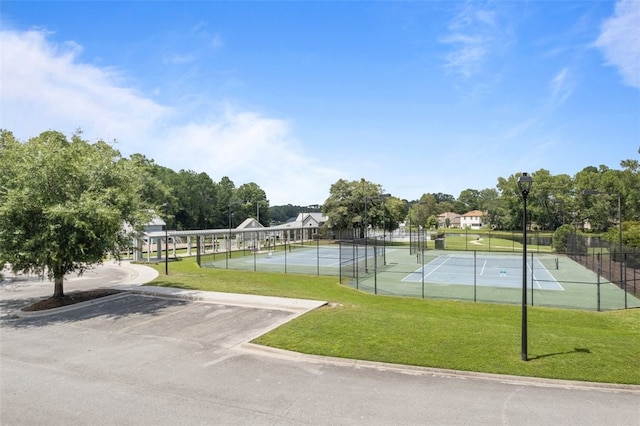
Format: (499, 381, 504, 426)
(2, 261, 326, 317)
(0, 260, 159, 301)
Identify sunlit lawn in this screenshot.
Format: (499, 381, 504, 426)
(147, 257, 640, 385)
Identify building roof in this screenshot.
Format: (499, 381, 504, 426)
(148, 214, 166, 227)
(437, 212, 460, 219)
(236, 218, 263, 230)
(462, 210, 485, 217)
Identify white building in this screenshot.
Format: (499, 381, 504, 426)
(460, 210, 485, 229)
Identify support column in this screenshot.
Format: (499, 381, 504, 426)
(156, 237, 162, 260)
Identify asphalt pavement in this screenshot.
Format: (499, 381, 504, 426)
(1, 261, 638, 425)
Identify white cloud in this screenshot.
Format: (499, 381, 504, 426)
(0, 29, 171, 150)
(549, 67, 574, 107)
(440, 3, 509, 79)
(159, 109, 342, 205)
(595, 0, 640, 89)
(211, 34, 224, 49)
(163, 53, 196, 65)
(0, 28, 340, 205)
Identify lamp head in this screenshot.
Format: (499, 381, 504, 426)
(517, 173, 533, 197)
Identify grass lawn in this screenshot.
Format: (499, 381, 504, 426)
(147, 257, 640, 385)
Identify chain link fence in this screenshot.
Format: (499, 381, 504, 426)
(197, 234, 639, 311)
(567, 233, 639, 307)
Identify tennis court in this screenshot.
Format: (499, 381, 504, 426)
(200, 242, 639, 310)
(402, 253, 563, 290)
(253, 245, 343, 268)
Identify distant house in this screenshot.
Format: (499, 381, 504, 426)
(460, 210, 485, 229)
(236, 217, 263, 231)
(144, 213, 166, 233)
(269, 212, 328, 241)
(122, 211, 165, 235)
(437, 212, 461, 228)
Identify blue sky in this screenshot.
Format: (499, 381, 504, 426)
(1, 1, 638, 206)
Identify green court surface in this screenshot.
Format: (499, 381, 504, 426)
(201, 244, 639, 311)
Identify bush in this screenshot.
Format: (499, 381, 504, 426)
(552, 224, 577, 253)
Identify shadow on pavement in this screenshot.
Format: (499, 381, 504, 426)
(0, 293, 189, 329)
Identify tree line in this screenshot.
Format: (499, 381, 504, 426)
(133, 149, 640, 242)
(1, 130, 638, 298)
(321, 152, 639, 245)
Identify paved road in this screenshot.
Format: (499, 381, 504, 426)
(1, 263, 638, 425)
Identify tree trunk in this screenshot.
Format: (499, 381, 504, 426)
(53, 275, 65, 298)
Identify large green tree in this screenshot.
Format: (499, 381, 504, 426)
(236, 182, 270, 226)
(322, 179, 396, 239)
(0, 130, 146, 298)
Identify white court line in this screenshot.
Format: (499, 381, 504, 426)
(480, 260, 487, 276)
(527, 260, 565, 291)
(424, 255, 453, 277)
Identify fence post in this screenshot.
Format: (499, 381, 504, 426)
(339, 241, 342, 283)
(316, 238, 320, 276)
(531, 252, 534, 306)
(473, 250, 477, 302)
(374, 246, 378, 295)
(623, 253, 627, 309)
(421, 247, 425, 299)
(355, 245, 359, 290)
(196, 235, 201, 267)
(597, 251, 601, 312)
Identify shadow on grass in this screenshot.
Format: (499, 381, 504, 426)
(529, 347, 592, 360)
(0, 292, 189, 329)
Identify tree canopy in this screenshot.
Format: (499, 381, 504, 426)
(322, 179, 406, 238)
(3, 128, 638, 264)
(0, 130, 147, 297)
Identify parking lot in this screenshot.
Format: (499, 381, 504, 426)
(1, 263, 639, 425)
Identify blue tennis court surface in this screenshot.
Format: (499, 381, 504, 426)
(402, 254, 563, 291)
(251, 246, 343, 267)
(249, 245, 393, 268)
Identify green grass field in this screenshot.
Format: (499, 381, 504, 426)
(146, 257, 640, 385)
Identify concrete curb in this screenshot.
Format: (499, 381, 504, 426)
(239, 343, 640, 394)
(115, 261, 160, 286)
(124, 286, 327, 313)
(13, 286, 327, 318)
(13, 292, 131, 318)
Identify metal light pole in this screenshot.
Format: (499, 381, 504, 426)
(162, 203, 169, 275)
(517, 172, 533, 361)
